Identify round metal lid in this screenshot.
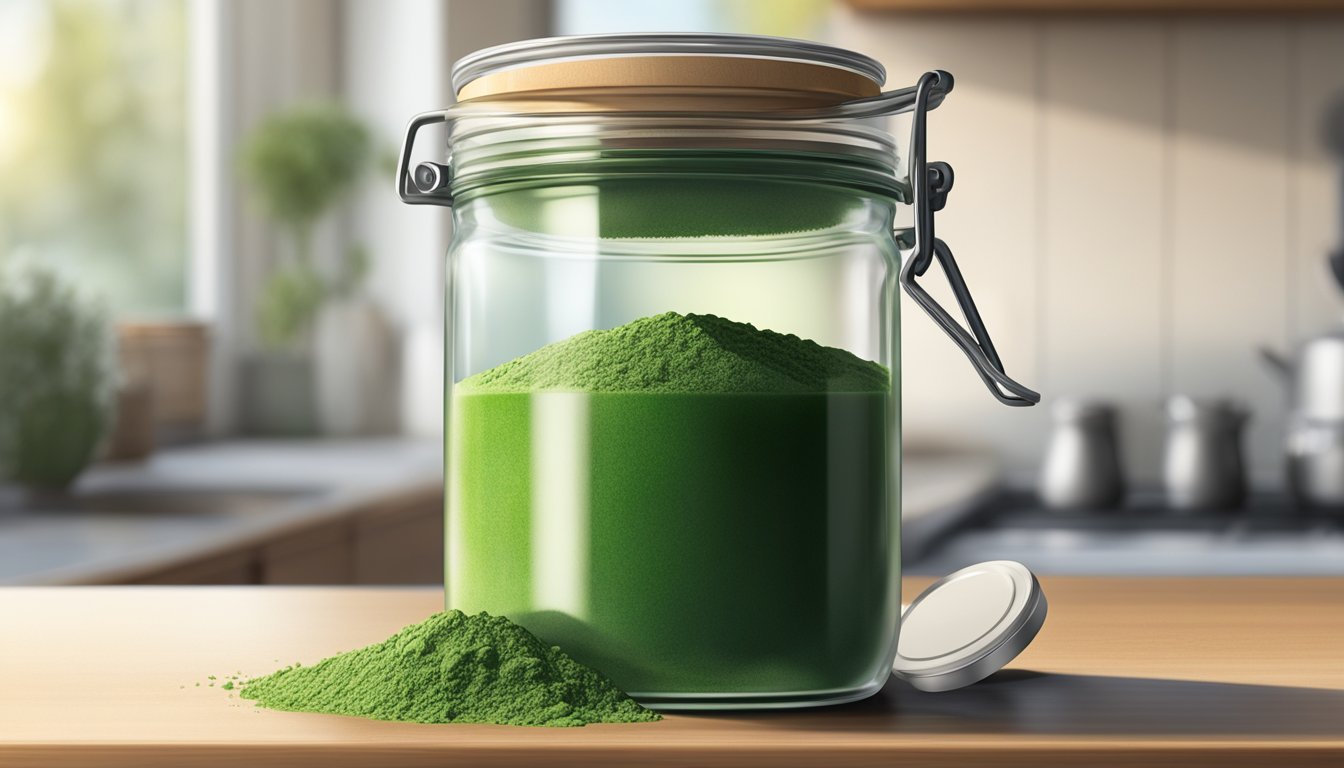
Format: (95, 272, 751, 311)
(451, 33, 886, 99)
(894, 560, 1047, 692)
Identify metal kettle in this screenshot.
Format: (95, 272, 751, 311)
(1261, 329, 1344, 422)
(1262, 328, 1344, 510)
(1268, 97, 1344, 511)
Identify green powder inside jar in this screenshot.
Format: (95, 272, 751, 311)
(451, 312, 897, 702)
(459, 311, 888, 394)
(239, 610, 659, 726)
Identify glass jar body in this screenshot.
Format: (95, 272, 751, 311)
(446, 177, 903, 709)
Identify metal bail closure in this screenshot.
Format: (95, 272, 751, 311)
(398, 110, 455, 206)
(899, 71, 1040, 407)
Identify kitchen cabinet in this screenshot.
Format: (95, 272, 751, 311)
(260, 523, 355, 584)
(129, 549, 256, 585)
(2, 578, 1340, 767)
(352, 494, 444, 584)
(113, 490, 443, 586)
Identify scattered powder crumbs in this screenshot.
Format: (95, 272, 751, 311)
(236, 610, 659, 727)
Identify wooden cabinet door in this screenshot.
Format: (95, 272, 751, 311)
(128, 549, 257, 585)
(260, 522, 354, 584)
(353, 492, 444, 585)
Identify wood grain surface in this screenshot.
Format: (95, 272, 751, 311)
(2, 578, 1342, 767)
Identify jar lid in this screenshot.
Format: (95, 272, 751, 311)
(451, 33, 885, 110)
(893, 560, 1048, 692)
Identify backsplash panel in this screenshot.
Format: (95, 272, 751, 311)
(834, 9, 1344, 487)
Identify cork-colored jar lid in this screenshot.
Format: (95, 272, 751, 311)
(451, 33, 886, 112)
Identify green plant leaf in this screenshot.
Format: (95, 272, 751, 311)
(238, 102, 373, 345)
(0, 262, 116, 489)
(239, 102, 372, 241)
(256, 262, 327, 349)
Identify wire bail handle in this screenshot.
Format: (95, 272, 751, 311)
(395, 70, 1040, 406)
(398, 110, 455, 206)
(899, 71, 1040, 407)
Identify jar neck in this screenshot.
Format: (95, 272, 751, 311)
(446, 114, 908, 211)
(455, 176, 898, 241)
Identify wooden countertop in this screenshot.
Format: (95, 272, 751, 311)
(3, 578, 1342, 767)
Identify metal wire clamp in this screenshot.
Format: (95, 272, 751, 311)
(898, 71, 1040, 407)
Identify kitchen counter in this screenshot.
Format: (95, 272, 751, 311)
(0, 441, 991, 585)
(0, 439, 442, 585)
(3, 578, 1340, 767)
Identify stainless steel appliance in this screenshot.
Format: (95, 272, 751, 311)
(1264, 332, 1344, 510)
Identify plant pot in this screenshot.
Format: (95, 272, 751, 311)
(103, 383, 156, 462)
(314, 299, 400, 435)
(4, 390, 109, 491)
(117, 321, 210, 442)
(237, 353, 318, 436)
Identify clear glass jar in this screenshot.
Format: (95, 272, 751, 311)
(400, 34, 1037, 710)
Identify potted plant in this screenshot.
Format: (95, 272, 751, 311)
(0, 263, 117, 491)
(237, 103, 373, 434)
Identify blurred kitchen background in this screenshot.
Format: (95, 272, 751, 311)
(3, 0, 1344, 585)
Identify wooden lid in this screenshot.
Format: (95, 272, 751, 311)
(452, 33, 885, 112)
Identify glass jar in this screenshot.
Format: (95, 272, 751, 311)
(399, 34, 1037, 710)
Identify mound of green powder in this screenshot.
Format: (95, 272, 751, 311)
(458, 311, 889, 394)
(238, 610, 659, 727)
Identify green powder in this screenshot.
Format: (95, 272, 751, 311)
(238, 610, 659, 726)
(458, 311, 888, 394)
(450, 312, 897, 704)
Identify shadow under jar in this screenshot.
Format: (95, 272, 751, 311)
(398, 34, 1038, 710)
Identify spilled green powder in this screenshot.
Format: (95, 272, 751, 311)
(238, 610, 659, 727)
(459, 311, 889, 394)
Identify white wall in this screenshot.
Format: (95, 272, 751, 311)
(197, 1, 548, 436)
(340, 0, 549, 436)
(832, 9, 1344, 487)
(194, 0, 342, 435)
(341, 0, 451, 436)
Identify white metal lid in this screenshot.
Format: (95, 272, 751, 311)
(893, 560, 1047, 692)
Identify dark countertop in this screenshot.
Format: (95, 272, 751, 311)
(0, 440, 994, 586)
(0, 439, 442, 585)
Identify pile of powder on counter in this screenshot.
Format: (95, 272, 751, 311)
(458, 311, 889, 394)
(239, 610, 659, 726)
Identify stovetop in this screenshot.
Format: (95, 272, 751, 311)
(906, 490, 1344, 576)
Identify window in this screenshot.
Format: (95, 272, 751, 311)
(0, 0, 188, 316)
(556, 0, 830, 38)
